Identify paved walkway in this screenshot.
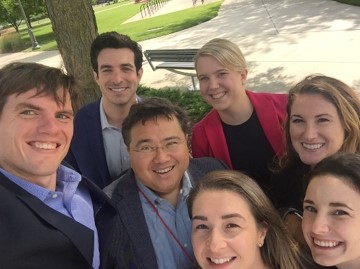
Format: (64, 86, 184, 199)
(1, 0, 360, 92)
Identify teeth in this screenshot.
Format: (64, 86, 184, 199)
(155, 166, 173, 174)
(110, 87, 126, 92)
(210, 257, 232, 264)
(33, 142, 57, 149)
(211, 92, 226, 99)
(314, 239, 339, 247)
(302, 143, 323, 150)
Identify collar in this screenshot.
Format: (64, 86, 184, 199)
(136, 170, 193, 206)
(100, 96, 142, 131)
(0, 165, 81, 201)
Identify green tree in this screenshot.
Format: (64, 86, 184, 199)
(22, 0, 47, 28)
(0, 0, 46, 31)
(0, 0, 22, 32)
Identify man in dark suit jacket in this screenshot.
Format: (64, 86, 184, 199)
(0, 62, 115, 268)
(103, 98, 227, 269)
(65, 32, 144, 188)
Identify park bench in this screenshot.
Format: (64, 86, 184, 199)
(143, 49, 198, 90)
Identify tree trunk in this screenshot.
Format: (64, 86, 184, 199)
(45, 0, 100, 107)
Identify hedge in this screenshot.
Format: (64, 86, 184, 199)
(138, 85, 211, 124)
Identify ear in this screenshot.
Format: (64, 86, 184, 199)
(241, 68, 248, 82)
(93, 71, 99, 84)
(137, 67, 144, 82)
(257, 224, 268, 245)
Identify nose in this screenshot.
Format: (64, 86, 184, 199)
(152, 147, 171, 163)
(209, 77, 219, 90)
(311, 214, 330, 235)
(302, 123, 318, 140)
(111, 69, 124, 84)
(37, 115, 59, 135)
(208, 228, 226, 253)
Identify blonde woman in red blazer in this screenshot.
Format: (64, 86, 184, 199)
(192, 38, 287, 192)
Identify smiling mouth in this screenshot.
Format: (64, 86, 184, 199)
(109, 87, 127, 92)
(313, 238, 340, 248)
(154, 166, 174, 174)
(30, 142, 58, 150)
(302, 143, 324, 150)
(210, 92, 226, 99)
(208, 257, 236, 265)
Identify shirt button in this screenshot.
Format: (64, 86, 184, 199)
(184, 243, 188, 248)
(52, 193, 58, 198)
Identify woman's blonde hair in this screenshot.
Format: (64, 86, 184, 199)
(194, 38, 247, 72)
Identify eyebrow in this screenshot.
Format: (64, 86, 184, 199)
(15, 102, 73, 115)
(134, 136, 182, 146)
(198, 68, 229, 78)
(329, 202, 354, 211)
(192, 213, 245, 221)
(99, 63, 134, 70)
(222, 213, 245, 220)
(15, 102, 41, 111)
(290, 113, 332, 118)
(304, 199, 353, 211)
(192, 215, 207, 221)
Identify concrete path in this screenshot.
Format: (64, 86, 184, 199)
(1, 0, 359, 92)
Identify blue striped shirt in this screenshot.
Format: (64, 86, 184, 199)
(137, 171, 195, 269)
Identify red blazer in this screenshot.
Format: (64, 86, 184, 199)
(191, 90, 287, 169)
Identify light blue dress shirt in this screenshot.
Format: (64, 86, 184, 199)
(136, 171, 195, 269)
(100, 98, 131, 179)
(0, 165, 100, 269)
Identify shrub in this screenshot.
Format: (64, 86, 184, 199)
(138, 85, 211, 124)
(0, 32, 28, 53)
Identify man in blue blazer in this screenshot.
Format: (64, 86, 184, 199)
(65, 32, 143, 188)
(0, 62, 116, 268)
(103, 98, 227, 269)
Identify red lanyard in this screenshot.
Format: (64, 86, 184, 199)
(137, 186, 195, 263)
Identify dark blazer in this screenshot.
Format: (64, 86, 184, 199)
(0, 171, 116, 269)
(102, 157, 228, 269)
(65, 99, 111, 188)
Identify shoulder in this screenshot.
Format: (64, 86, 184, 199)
(193, 109, 220, 129)
(189, 157, 228, 170)
(103, 169, 136, 199)
(75, 99, 101, 119)
(247, 90, 287, 102)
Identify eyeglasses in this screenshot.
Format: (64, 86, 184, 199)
(131, 139, 187, 155)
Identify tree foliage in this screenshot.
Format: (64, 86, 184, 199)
(0, 0, 22, 32)
(0, 0, 46, 31)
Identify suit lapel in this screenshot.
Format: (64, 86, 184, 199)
(114, 172, 158, 269)
(86, 100, 111, 186)
(247, 91, 285, 156)
(0, 175, 94, 267)
(203, 111, 233, 168)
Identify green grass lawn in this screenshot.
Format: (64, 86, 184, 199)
(334, 0, 360, 6)
(10, 0, 222, 51)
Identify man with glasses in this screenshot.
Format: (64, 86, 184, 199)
(103, 97, 227, 269)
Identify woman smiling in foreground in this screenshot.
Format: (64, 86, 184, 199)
(187, 170, 307, 269)
(303, 153, 360, 269)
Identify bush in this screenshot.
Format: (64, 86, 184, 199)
(0, 32, 28, 53)
(138, 85, 211, 124)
